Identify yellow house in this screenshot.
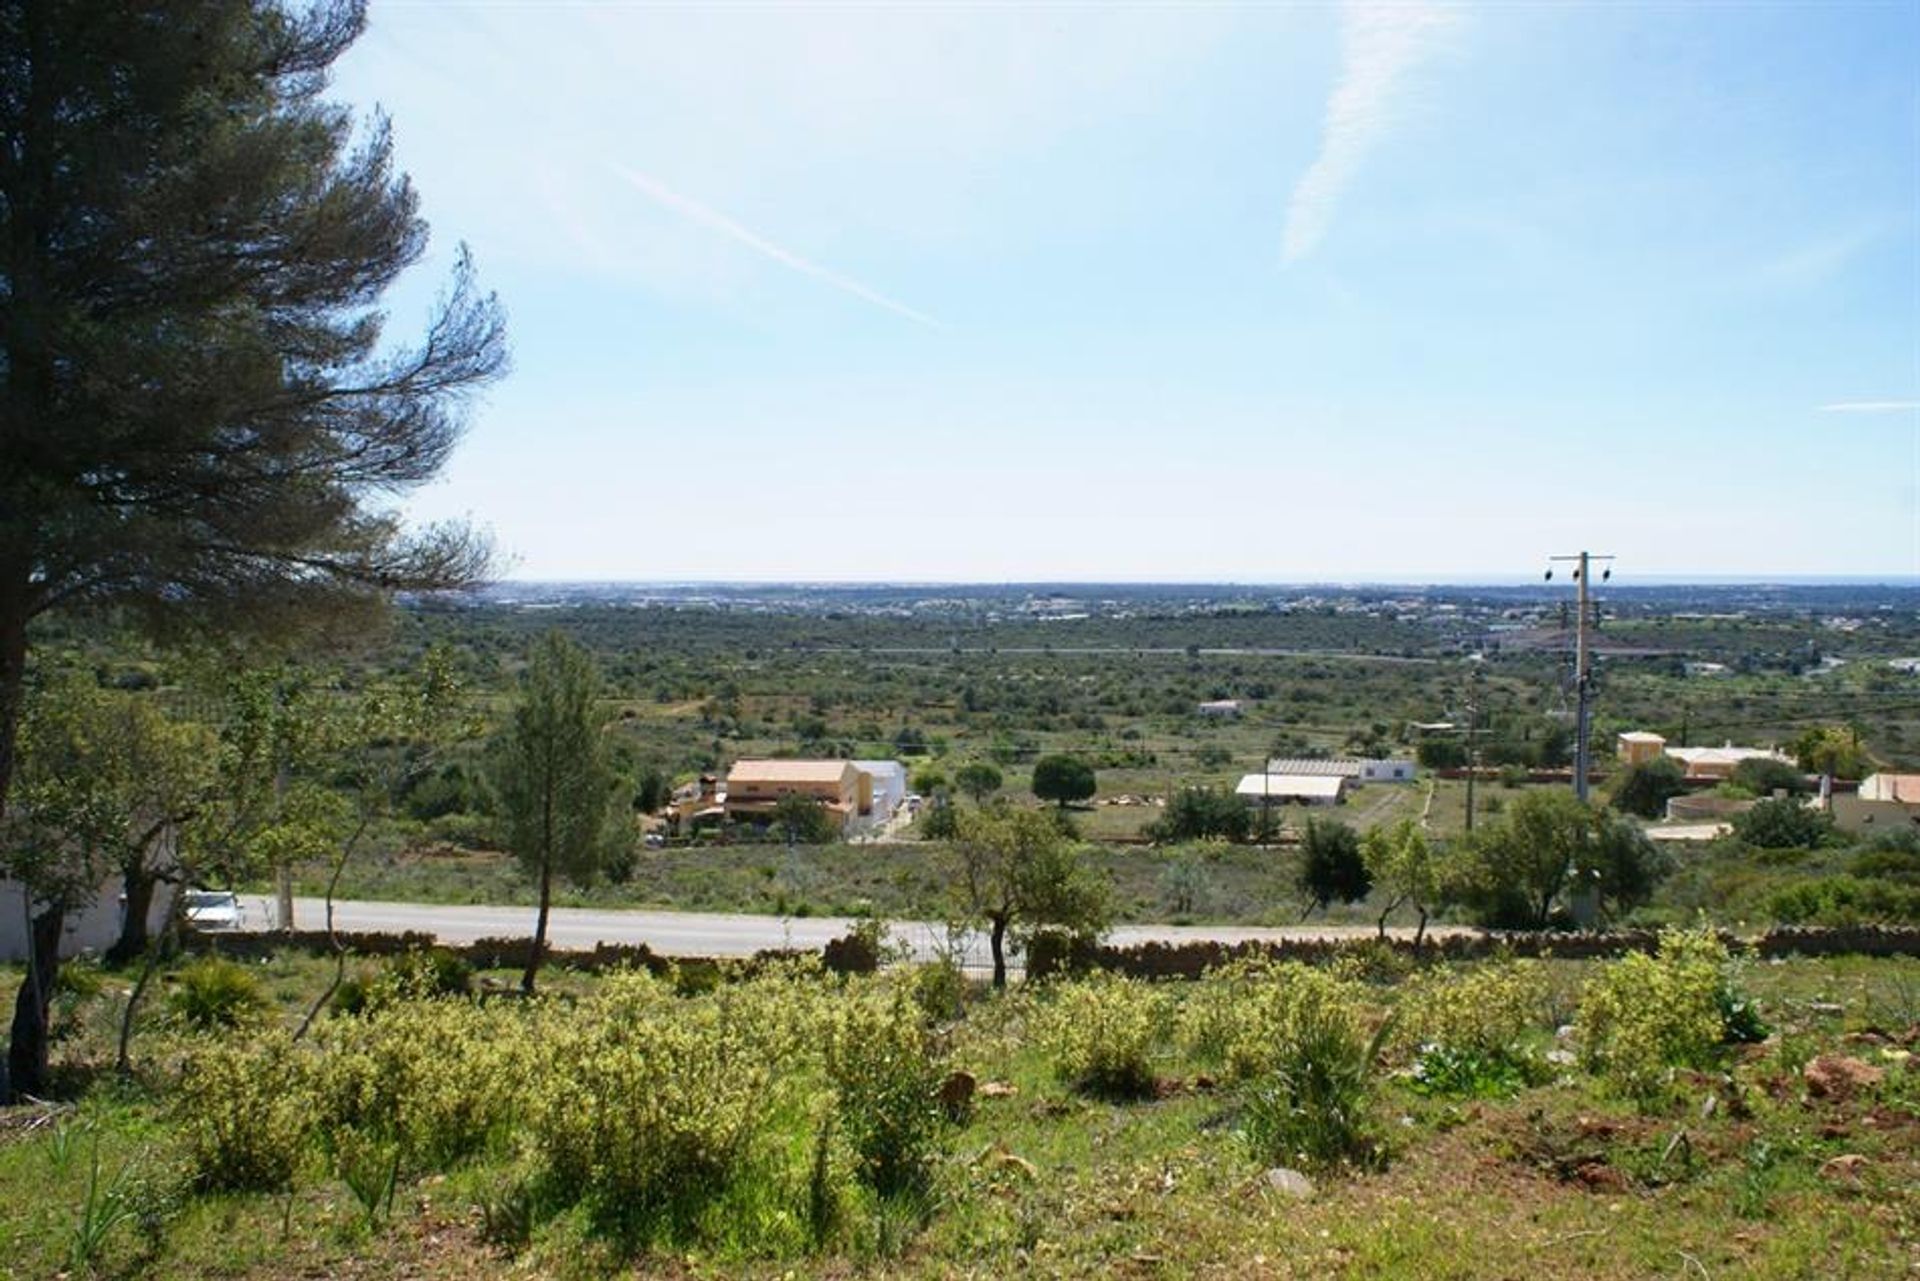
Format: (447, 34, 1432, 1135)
(723, 760, 871, 828)
(1616, 731, 1666, 767)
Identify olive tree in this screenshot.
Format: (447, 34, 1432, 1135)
(953, 805, 1107, 988)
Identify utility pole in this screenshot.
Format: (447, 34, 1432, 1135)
(1462, 667, 1482, 833)
(1546, 551, 1614, 804)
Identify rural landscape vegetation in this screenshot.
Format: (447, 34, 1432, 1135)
(3, 1, 1918, 1279)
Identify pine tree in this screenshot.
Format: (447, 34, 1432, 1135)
(0, 0, 505, 1097)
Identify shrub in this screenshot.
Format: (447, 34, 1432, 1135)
(1849, 846, 1920, 884)
(386, 946, 474, 999)
(1732, 796, 1833, 850)
(176, 1035, 312, 1191)
(1040, 973, 1168, 1099)
(1396, 960, 1550, 1095)
(1148, 787, 1250, 843)
(310, 999, 525, 1173)
(827, 991, 950, 1197)
(1730, 757, 1809, 797)
(526, 969, 820, 1243)
(1765, 875, 1920, 926)
(1408, 1044, 1531, 1099)
(1181, 960, 1370, 1083)
(1242, 1002, 1390, 1171)
(1576, 928, 1756, 1102)
(169, 957, 267, 1032)
(1612, 757, 1686, 819)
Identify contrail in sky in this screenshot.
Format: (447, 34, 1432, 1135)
(1282, 1, 1456, 265)
(1818, 401, 1920, 414)
(612, 164, 943, 329)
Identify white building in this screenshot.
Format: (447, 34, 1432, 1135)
(1858, 773, 1920, 805)
(1197, 699, 1242, 718)
(1236, 773, 1346, 806)
(1264, 757, 1414, 783)
(1, 875, 177, 964)
(852, 760, 910, 822)
(1664, 743, 1793, 781)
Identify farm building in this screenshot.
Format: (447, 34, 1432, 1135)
(724, 760, 870, 830)
(1664, 743, 1792, 781)
(1236, 773, 1346, 806)
(1263, 757, 1414, 783)
(1196, 699, 1242, 718)
(851, 760, 910, 821)
(1616, 731, 1667, 766)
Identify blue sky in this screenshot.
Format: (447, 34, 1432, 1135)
(332, 2, 1919, 582)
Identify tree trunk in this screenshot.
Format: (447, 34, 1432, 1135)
(1376, 904, 1392, 941)
(7, 907, 63, 1100)
(0, 577, 38, 1102)
(1413, 906, 1428, 952)
(0, 589, 27, 829)
(107, 863, 157, 966)
(524, 855, 553, 995)
(988, 913, 1008, 990)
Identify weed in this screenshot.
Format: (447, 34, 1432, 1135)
(68, 1132, 142, 1272)
(1242, 1010, 1394, 1172)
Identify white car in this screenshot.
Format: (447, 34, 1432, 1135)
(183, 890, 244, 931)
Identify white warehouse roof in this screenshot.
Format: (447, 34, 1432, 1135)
(1236, 773, 1345, 800)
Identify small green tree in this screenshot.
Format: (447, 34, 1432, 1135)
(1729, 757, 1808, 797)
(1296, 818, 1370, 919)
(954, 762, 1003, 805)
(1359, 818, 1440, 944)
(1611, 757, 1686, 819)
(1150, 786, 1251, 843)
(772, 792, 837, 845)
(1793, 726, 1869, 783)
(489, 632, 624, 993)
(634, 767, 671, 814)
(1031, 754, 1096, 809)
(1452, 789, 1671, 929)
(1732, 796, 1833, 850)
(954, 805, 1107, 988)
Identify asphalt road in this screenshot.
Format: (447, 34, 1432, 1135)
(240, 895, 1461, 970)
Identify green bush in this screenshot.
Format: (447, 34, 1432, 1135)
(168, 957, 267, 1032)
(1242, 1001, 1390, 1172)
(1180, 960, 1368, 1082)
(310, 999, 525, 1173)
(389, 946, 474, 998)
(1732, 796, 1833, 850)
(176, 1035, 312, 1191)
(1395, 960, 1550, 1095)
(1576, 928, 1756, 1102)
(1040, 973, 1168, 1099)
(1766, 875, 1920, 926)
(827, 991, 950, 1197)
(526, 969, 822, 1244)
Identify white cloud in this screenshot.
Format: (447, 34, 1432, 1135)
(1819, 401, 1920, 414)
(610, 165, 943, 329)
(1282, 1, 1458, 265)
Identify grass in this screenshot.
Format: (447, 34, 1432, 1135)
(1, 949, 1915, 1278)
(282, 836, 1408, 928)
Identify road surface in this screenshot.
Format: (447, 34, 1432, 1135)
(240, 895, 1461, 970)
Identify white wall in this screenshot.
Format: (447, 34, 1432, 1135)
(0, 877, 178, 964)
